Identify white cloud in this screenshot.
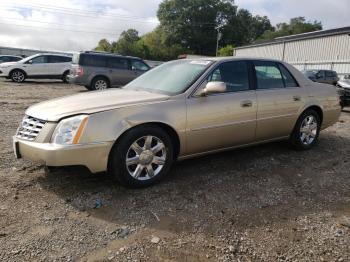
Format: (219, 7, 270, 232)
(0, 0, 348, 52)
(0, 0, 161, 51)
(235, 0, 350, 29)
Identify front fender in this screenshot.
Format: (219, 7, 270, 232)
(78, 99, 187, 155)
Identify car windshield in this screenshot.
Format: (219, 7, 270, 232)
(123, 59, 212, 95)
(303, 70, 318, 77)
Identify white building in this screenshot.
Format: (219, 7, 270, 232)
(234, 26, 350, 76)
(0, 46, 72, 57)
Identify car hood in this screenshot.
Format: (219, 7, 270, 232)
(338, 80, 350, 88)
(0, 61, 18, 67)
(26, 89, 170, 121)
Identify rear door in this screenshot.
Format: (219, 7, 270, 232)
(47, 55, 71, 75)
(107, 57, 133, 86)
(186, 60, 257, 154)
(254, 61, 307, 141)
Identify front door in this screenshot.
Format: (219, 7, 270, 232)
(186, 61, 257, 155)
(25, 55, 50, 76)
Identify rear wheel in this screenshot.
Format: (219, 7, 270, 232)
(10, 70, 26, 83)
(91, 77, 109, 90)
(109, 125, 174, 188)
(62, 71, 69, 83)
(289, 109, 321, 150)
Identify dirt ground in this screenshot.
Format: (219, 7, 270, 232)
(0, 79, 349, 262)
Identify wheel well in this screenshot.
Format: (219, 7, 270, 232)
(91, 75, 110, 86)
(63, 70, 69, 75)
(108, 122, 181, 170)
(305, 105, 323, 125)
(9, 68, 27, 77)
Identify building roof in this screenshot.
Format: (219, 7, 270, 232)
(235, 26, 350, 50)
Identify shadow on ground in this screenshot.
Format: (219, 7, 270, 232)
(35, 135, 350, 234)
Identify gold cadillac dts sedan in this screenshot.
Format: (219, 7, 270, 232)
(13, 57, 341, 187)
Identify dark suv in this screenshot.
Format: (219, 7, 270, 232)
(68, 51, 150, 90)
(302, 69, 339, 85)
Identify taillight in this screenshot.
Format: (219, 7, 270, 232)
(76, 67, 84, 76)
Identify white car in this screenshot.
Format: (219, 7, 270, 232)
(0, 53, 72, 83)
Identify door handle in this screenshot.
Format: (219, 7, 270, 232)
(240, 100, 253, 107)
(293, 95, 301, 101)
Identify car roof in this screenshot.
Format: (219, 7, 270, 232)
(0, 55, 22, 58)
(77, 51, 142, 60)
(183, 56, 284, 63)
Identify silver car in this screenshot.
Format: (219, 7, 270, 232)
(68, 51, 150, 90)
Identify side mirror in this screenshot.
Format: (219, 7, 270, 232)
(27, 60, 33, 64)
(201, 81, 227, 96)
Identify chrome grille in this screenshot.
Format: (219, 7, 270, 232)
(16, 115, 46, 141)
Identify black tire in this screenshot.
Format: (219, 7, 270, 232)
(289, 109, 321, 150)
(108, 125, 174, 188)
(91, 76, 109, 90)
(62, 71, 70, 83)
(84, 85, 92, 90)
(10, 69, 26, 83)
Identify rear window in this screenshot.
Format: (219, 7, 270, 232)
(72, 53, 80, 64)
(80, 54, 107, 67)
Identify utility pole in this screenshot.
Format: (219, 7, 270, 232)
(216, 25, 223, 57)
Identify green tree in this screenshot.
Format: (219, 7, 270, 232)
(218, 44, 234, 56)
(94, 39, 112, 52)
(258, 17, 322, 41)
(157, 0, 273, 56)
(113, 29, 140, 55)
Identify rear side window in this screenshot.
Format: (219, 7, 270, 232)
(107, 57, 128, 69)
(254, 61, 285, 89)
(80, 54, 107, 67)
(278, 64, 299, 87)
(48, 56, 72, 63)
(326, 71, 337, 77)
(207, 61, 250, 92)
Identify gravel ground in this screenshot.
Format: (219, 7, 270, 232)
(0, 79, 349, 261)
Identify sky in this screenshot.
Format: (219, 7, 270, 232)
(0, 0, 349, 52)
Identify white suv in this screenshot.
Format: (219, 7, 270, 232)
(0, 53, 72, 83)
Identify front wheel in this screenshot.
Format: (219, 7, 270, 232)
(109, 126, 174, 188)
(10, 70, 26, 83)
(289, 109, 321, 150)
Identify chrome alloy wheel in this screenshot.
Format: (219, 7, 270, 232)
(125, 136, 166, 181)
(95, 80, 107, 90)
(299, 115, 318, 145)
(12, 71, 25, 82)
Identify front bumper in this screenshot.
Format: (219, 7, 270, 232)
(13, 136, 114, 173)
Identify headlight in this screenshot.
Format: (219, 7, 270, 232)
(51, 115, 89, 145)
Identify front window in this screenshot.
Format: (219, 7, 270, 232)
(124, 60, 212, 95)
(30, 56, 47, 64)
(131, 60, 150, 71)
(206, 61, 250, 92)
